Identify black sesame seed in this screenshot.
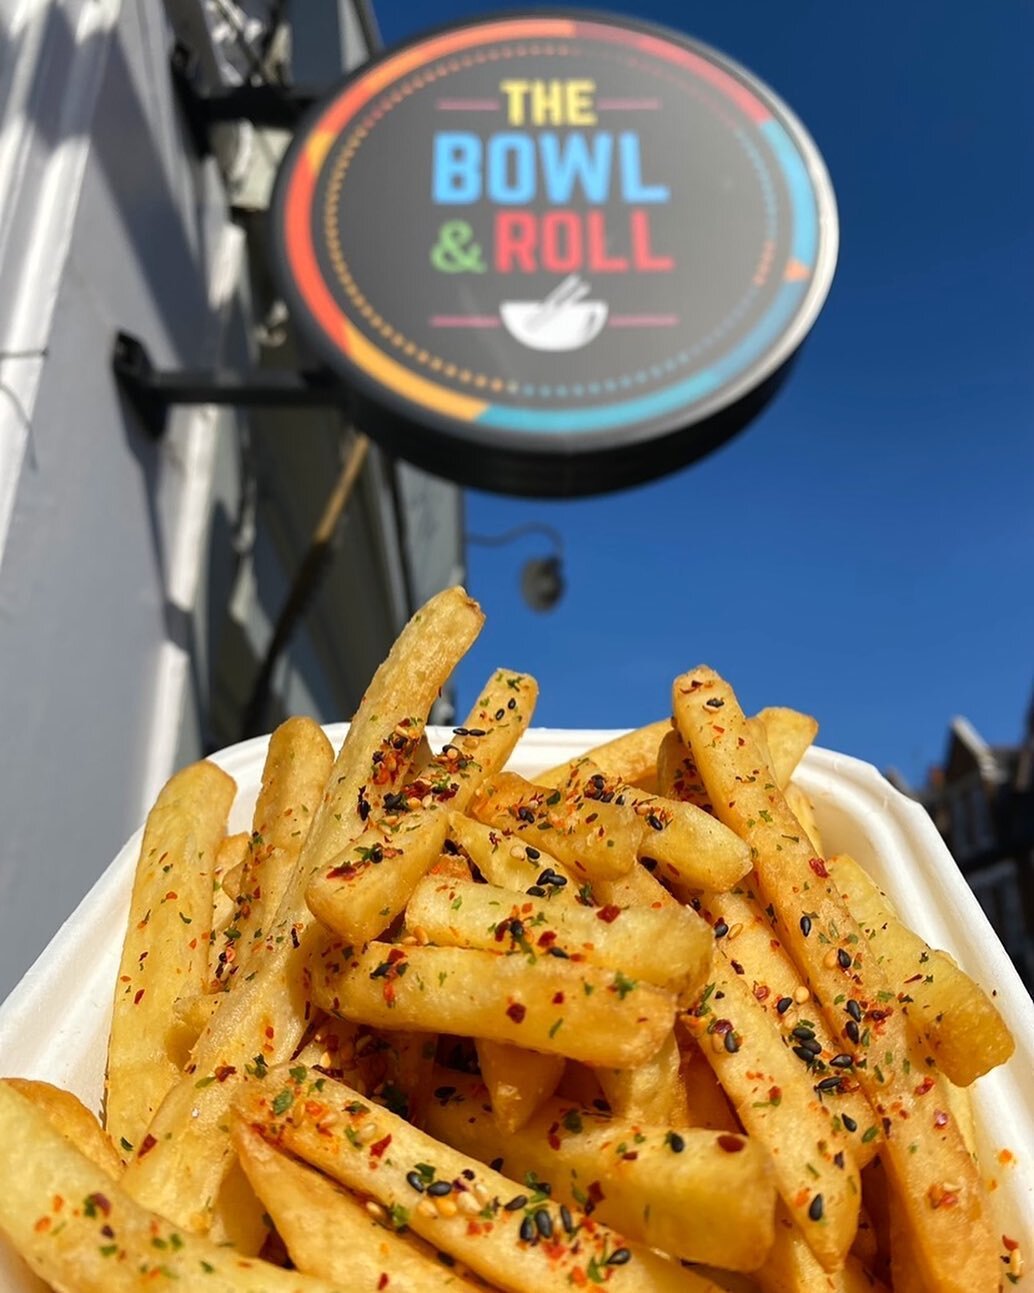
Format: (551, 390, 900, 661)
(646, 814, 664, 831)
(842, 1115, 857, 1133)
(427, 1180, 452, 1197)
(798, 1037, 822, 1055)
(495, 709, 505, 721)
(462, 1169, 475, 1180)
(776, 996, 793, 1014)
(846, 999, 862, 1022)
(808, 1194, 824, 1222)
(526, 887, 547, 897)
(519, 1215, 536, 1243)
(504, 1195, 528, 1212)
(667, 1132, 685, 1153)
(507, 698, 517, 709)
(509, 919, 525, 939)
(791, 1025, 816, 1041)
(525, 847, 540, 860)
(837, 948, 852, 969)
(490, 1157, 504, 1171)
(406, 1171, 426, 1193)
(793, 1045, 818, 1065)
(800, 916, 812, 937)
(560, 1204, 575, 1234)
(829, 1053, 854, 1069)
(816, 1075, 842, 1093)
(517, 807, 535, 823)
(535, 1209, 553, 1238)
(607, 1249, 632, 1266)
(547, 946, 569, 958)
(724, 1031, 740, 1053)
(453, 727, 469, 736)
(714, 920, 729, 939)
(845, 1020, 860, 1044)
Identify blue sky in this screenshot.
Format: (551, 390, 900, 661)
(379, 0, 1034, 786)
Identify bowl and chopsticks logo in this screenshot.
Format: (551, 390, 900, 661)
(273, 13, 836, 493)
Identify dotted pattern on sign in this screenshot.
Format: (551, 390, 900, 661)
(319, 41, 784, 399)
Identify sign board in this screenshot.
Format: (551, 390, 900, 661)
(272, 12, 837, 496)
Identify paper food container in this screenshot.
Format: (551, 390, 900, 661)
(1, 729, 1031, 1290)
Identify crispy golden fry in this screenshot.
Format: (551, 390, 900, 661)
(307, 671, 537, 946)
(563, 757, 752, 893)
(694, 886, 875, 1162)
(475, 1041, 565, 1135)
(829, 853, 1014, 1086)
(675, 667, 998, 1293)
(121, 588, 484, 1235)
(446, 812, 580, 901)
(233, 1120, 483, 1289)
(236, 1067, 725, 1293)
(106, 759, 235, 1151)
(0, 1082, 344, 1293)
(679, 1035, 739, 1132)
(759, 1203, 891, 1293)
(784, 783, 823, 855)
(5, 1079, 121, 1177)
(313, 941, 676, 1067)
(469, 773, 639, 881)
(593, 861, 679, 910)
(172, 990, 221, 1052)
(755, 708, 819, 790)
(405, 874, 711, 999)
(425, 1070, 775, 1272)
(209, 717, 333, 990)
(588, 1029, 687, 1126)
(656, 729, 712, 809)
(535, 719, 671, 789)
(682, 964, 860, 1271)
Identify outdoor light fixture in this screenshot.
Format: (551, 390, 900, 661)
(466, 522, 565, 613)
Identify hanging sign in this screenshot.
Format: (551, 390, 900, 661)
(272, 11, 837, 496)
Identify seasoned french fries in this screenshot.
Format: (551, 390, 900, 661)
(470, 772, 640, 880)
(235, 1066, 725, 1293)
(0, 1081, 343, 1292)
(674, 666, 998, 1293)
(233, 1118, 484, 1289)
(106, 759, 236, 1151)
(405, 874, 712, 998)
(0, 587, 1017, 1293)
(313, 941, 676, 1067)
(830, 853, 1014, 1085)
(307, 671, 538, 944)
(120, 587, 484, 1233)
(425, 1070, 775, 1272)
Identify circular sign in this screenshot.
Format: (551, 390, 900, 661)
(272, 11, 837, 496)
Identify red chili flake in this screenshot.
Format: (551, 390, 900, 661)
(552, 992, 565, 1005)
(933, 1109, 949, 1128)
(596, 905, 621, 924)
(548, 1132, 561, 1150)
(712, 1018, 733, 1035)
(506, 1002, 527, 1024)
(370, 1134, 392, 1159)
(387, 948, 407, 964)
(133, 989, 145, 1005)
(538, 931, 557, 948)
(138, 1134, 157, 1159)
(753, 984, 771, 1001)
(1004, 1235, 1020, 1252)
(718, 1134, 745, 1153)
(768, 1085, 782, 1104)
(33, 1216, 51, 1233)
(265, 1026, 275, 1040)
(622, 1151, 638, 1161)
(914, 1077, 935, 1097)
(587, 1181, 605, 1206)
(85, 1193, 112, 1217)
(378, 1274, 389, 1290)
(809, 858, 829, 878)
(214, 1065, 237, 1083)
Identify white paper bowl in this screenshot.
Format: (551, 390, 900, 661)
(1, 729, 1031, 1290)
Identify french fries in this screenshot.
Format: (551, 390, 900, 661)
(0, 587, 1018, 1293)
(424, 1070, 775, 1272)
(312, 941, 677, 1067)
(235, 1066, 726, 1293)
(829, 853, 1014, 1085)
(674, 666, 999, 1293)
(106, 759, 235, 1151)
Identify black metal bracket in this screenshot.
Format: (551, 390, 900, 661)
(170, 44, 317, 157)
(112, 332, 349, 438)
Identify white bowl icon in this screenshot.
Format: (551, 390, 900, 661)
(500, 276, 608, 352)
